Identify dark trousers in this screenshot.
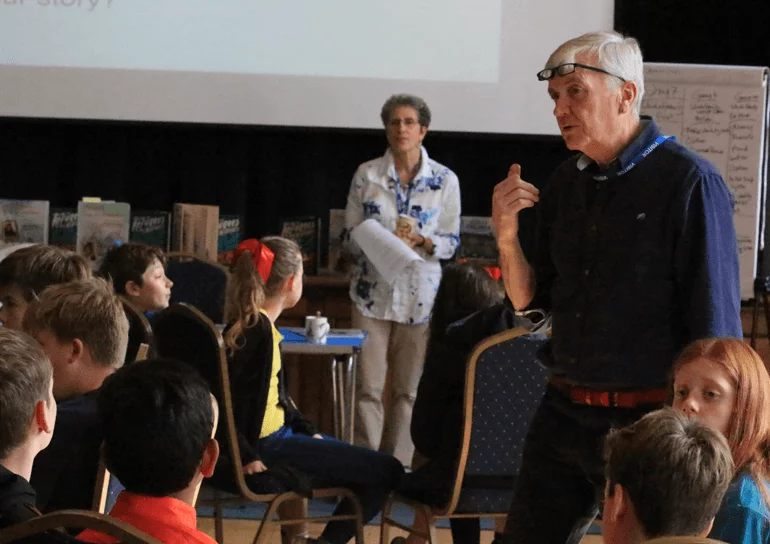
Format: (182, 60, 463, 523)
(260, 426, 404, 544)
(498, 385, 660, 544)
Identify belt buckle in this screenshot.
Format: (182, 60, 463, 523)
(598, 391, 618, 407)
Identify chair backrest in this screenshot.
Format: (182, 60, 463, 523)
(165, 252, 228, 324)
(152, 303, 257, 501)
(119, 296, 155, 363)
(643, 538, 728, 544)
(92, 454, 111, 514)
(444, 327, 549, 514)
(92, 341, 153, 514)
(0, 510, 162, 544)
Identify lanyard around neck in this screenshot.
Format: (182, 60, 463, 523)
(591, 135, 674, 181)
(396, 180, 414, 215)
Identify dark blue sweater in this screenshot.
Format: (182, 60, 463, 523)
(530, 117, 742, 388)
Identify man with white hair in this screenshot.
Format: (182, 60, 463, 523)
(491, 31, 741, 543)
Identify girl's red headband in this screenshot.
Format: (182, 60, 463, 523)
(232, 239, 274, 283)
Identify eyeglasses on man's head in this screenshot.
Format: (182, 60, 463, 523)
(536, 63, 627, 82)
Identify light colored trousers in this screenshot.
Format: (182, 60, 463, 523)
(352, 306, 429, 467)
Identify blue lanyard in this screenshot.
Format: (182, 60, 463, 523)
(395, 179, 414, 215)
(592, 135, 674, 181)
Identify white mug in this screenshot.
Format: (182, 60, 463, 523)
(305, 315, 330, 344)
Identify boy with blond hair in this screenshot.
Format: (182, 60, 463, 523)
(0, 328, 57, 530)
(0, 244, 90, 330)
(24, 277, 129, 512)
(602, 408, 734, 544)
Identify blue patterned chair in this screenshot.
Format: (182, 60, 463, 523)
(380, 327, 549, 544)
(165, 252, 228, 325)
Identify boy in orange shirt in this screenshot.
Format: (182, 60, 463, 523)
(78, 360, 219, 544)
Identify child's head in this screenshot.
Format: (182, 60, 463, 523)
(672, 338, 770, 474)
(23, 278, 129, 400)
(429, 262, 504, 344)
(0, 245, 91, 330)
(224, 237, 303, 349)
(97, 360, 219, 502)
(602, 408, 733, 544)
(98, 243, 173, 313)
(0, 328, 56, 468)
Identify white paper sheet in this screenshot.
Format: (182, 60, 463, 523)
(351, 219, 423, 284)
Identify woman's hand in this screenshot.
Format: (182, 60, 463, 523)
(407, 233, 435, 255)
(243, 460, 268, 474)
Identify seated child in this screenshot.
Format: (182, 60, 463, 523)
(401, 262, 547, 544)
(77, 359, 219, 544)
(222, 237, 403, 544)
(400, 262, 504, 543)
(24, 278, 129, 512)
(672, 338, 770, 544)
(97, 242, 173, 315)
(0, 244, 90, 329)
(602, 408, 734, 544)
(0, 328, 57, 530)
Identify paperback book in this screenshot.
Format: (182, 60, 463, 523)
(172, 203, 219, 261)
(280, 216, 320, 276)
(217, 214, 243, 265)
(130, 210, 171, 251)
(0, 199, 50, 244)
(49, 207, 78, 251)
(76, 201, 131, 266)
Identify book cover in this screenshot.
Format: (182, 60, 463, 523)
(172, 203, 219, 262)
(76, 201, 131, 267)
(130, 210, 171, 251)
(280, 216, 319, 276)
(458, 216, 499, 262)
(327, 208, 349, 273)
(0, 199, 50, 244)
(49, 207, 78, 251)
(217, 214, 243, 266)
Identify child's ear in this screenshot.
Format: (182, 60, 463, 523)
(284, 275, 296, 293)
(124, 280, 141, 297)
(608, 483, 629, 522)
(34, 399, 54, 434)
(200, 439, 220, 478)
(69, 338, 85, 364)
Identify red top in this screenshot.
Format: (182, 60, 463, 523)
(77, 491, 216, 544)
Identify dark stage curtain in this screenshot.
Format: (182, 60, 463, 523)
(615, 0, 770, 67)
(0, 118, 568, 263)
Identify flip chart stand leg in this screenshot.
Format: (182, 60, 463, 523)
(750, 276, 770, 349)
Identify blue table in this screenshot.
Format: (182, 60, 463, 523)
(279, 327, 367, 443)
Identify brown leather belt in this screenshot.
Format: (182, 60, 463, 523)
(549, 377, 668, 408)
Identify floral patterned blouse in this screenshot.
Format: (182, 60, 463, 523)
(343, 146, 461, 325)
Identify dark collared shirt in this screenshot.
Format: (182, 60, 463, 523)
(531, 117, 742, 389)
(30, 390, 101, 512)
